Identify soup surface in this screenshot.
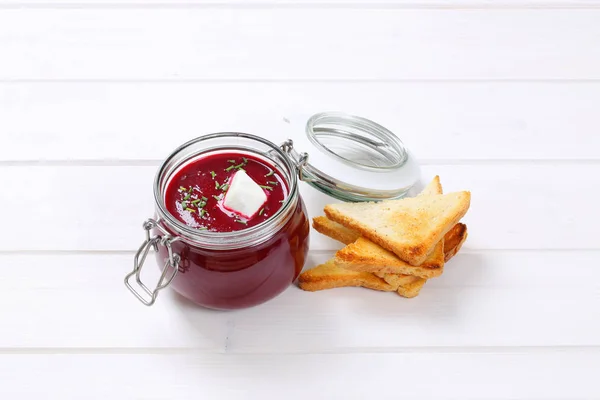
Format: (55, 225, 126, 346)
(165, 152, 288, 232)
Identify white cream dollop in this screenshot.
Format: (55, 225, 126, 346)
(223, 170, 268, 218)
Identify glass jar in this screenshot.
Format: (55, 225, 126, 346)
(125, 112, 420, 310)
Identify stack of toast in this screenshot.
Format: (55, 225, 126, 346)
(298, 176, 471, 298)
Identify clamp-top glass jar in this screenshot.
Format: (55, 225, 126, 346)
(125, 112, 420, 310)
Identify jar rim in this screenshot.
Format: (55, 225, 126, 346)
(293, 111, 420, 201)
(306, 112, 409, 172)
(152, 132, 299, 248)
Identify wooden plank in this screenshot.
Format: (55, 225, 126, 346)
(0, 253, 225, 350)
(1, 251, 599, 349)
(231, 253, 600, 353)
(1, 351, 598, 399)
(3, 0, 600, 7)
(0, 164, 596, 251)
(1, 9, 600, 80)
(2, 82, 600, 161)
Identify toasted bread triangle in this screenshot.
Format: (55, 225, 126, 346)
(297, 259, 427, 297)
(324, 191, 471, 266)
(316, 216, 468, 264)
(420, 175, 442, 197)
(312, 176, 442, 246)
(335, 237, 445, 278)
(297, 259, 395, 292)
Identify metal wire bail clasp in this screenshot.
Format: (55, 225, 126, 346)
(280, 139, 341, 193)
(124, 218, 181, 306)
(280, 139, 310, 181)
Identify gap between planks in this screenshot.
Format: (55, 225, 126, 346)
(1, 345, 600, 356)
(2, 2, 600, 10)
(4, 78, 600, 83)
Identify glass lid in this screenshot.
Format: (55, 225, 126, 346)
(283, 112, 420, 202)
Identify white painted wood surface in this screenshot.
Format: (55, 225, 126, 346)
(1, 2, 599, 399)
(2, 352, 600, 400)
(3, 83, 600, 161)
(2, 9, 600, 81)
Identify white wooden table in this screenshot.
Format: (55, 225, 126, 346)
(1, 1, 599, 399)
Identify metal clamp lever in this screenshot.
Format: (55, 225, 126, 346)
(124, 218, 181, 306)
(280, 139, 340, 192)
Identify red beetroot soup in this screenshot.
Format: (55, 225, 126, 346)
(155, 150, 309, 310)
(165, 152, 288, 232)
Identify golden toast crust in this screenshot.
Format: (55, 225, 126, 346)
(374, 272, 421, 288)
(334, 237, 444, 278)
(396, 278, 427, 298)
(312, 216, 360, 246)
(443, 223, 468, 262)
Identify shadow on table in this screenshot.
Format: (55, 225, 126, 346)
(161, 251, 488, 353)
